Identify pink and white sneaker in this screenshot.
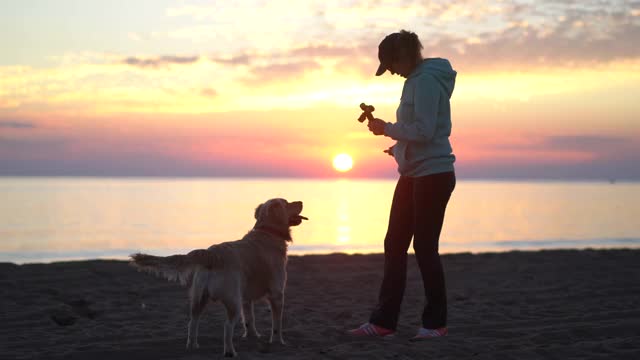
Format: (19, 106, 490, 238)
(410, 327, 448, 340)
(348, 322, 396, 338)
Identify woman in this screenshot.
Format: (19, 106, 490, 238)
(349, 30, 457, 340)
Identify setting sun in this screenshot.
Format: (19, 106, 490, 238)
(332, 154, 353, 172)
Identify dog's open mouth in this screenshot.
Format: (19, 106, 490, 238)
(288, 214, 309, 226)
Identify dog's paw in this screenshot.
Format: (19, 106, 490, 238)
(268, 337, 287, 346)
(223, 351, 237, 357)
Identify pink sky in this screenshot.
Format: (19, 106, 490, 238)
(1, 1, 639, 180)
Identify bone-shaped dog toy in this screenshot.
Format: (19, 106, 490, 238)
(357, 103, 375, 123)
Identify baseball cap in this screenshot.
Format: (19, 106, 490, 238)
(375, 32, 401, 76)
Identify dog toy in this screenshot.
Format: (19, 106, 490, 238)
(289, 215, 308, 226)
(357, 103, 375, 123)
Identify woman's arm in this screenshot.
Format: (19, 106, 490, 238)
(383, 74, 440, 142)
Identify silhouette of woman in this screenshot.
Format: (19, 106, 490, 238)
(349, 30, 457, 340)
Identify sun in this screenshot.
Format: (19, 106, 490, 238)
(332, 153, 353, 172)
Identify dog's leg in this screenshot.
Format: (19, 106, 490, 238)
(268, 292, 286, 345)
(186, 296, 207, 349)
(242, 300, 260, 338)
(222, 299, 241, 357)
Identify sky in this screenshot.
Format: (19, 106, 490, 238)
(1, 0, 639, 180)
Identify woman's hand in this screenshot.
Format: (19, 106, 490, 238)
(367, 118, 387, 136)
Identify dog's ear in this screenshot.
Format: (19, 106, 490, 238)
(255, 200, 280, 221)
(254, 203, 265, 220)
(255, 199, 288, 224)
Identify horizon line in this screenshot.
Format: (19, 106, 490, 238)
(0, 174, 636, 183)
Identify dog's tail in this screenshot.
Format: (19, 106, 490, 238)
(130, 249, 219, 286)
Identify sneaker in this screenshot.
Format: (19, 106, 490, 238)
(410, 327, 448, 341)
(348, 322, 396, 338)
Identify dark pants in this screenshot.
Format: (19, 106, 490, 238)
(369, 171, 456, 330)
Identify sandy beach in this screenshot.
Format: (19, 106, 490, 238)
(2, 249, 639, 359)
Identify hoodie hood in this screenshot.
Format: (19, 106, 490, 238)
(408, 58, 457, 98)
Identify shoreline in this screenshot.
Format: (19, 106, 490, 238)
(4, 245, 640, 266)
(2, 249, 639, 359)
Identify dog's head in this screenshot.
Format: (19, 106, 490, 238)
(255, 198, 306, 226)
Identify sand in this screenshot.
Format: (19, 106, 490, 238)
(1, 249, 639, 359)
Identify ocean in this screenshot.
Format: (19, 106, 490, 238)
(1, 177, 639, 264)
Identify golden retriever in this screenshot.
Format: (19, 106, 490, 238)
(130, 198, 307, 357)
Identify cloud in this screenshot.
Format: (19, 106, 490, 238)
(200, 88, 217, 97)
(427, 0, 640, 70)
(457, 157, 640, 180)
(203, 44, 371, 84)
(162, 0, 639, 72)
(242, 60, 322, 84)
(437, 22, 640, 71)
(0, 121, 36, 129)
(208, 44, 366, 66)
(2, 0, 639, 119)
(0, 136, 69, 163)
(209, 54, 250, 65)
(121, 55, 200, 69)
(542, 135, 629, 151)
(488, 135, 633, 156)
(99, 1, 640, 83)
(289, 44, 367, 58)
(453, 132, 640, 180)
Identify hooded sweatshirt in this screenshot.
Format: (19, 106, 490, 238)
(383, 58, 457, 177)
